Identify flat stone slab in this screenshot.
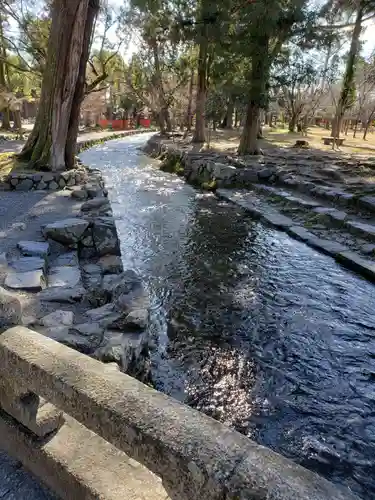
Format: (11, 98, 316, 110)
(48, 266, 81, 288)
(52, 252, 79, 267)
(40, 310, 74, 327)
(17, 241, 49, 258)
(345, 220, 375, 240)
(38, 286, 85, 303)
(43, 218, 89, 245)
(287, 226, 314, 242)
(336, 251, 375, 282)
(5, 271, 45, 292)
(260, 212, 293, 229)
(9, 257, 45, 273)
(359, 195, 375, 212)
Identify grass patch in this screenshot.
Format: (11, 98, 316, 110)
(0, 152, 35, 180)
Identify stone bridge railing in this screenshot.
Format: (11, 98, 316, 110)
(0, 326, 359, 500)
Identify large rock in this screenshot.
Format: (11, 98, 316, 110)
(5, 270, 45, 292)
(40, 310, 74, 327)
(212, 163, 237, 181)
(48, 266, 81, 288)
(17, 241, 49, 258)
(91, 217, 121, 256)
(94, 330, 149, 373)
(43, 218, 89, 246)
(52, 252, 79, 267)
(0, 286, 22, 331)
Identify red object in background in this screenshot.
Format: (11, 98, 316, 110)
(139, 118, 151, 128)
(98, 118, 151, 129)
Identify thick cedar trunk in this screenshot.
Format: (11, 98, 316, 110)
(192, 22, 208, 143)
(238, 36, 269, 155)
(185, 68, 194, 131)
(65, 0, 98, 168)
(331, 3, 364, 139)
(0, 15, 10, 131)
(20, 0, 98, 171)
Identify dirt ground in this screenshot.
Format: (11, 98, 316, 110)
(203, 126, 375, 156)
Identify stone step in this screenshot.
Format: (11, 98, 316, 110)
(253, 183, 375, 244)
(216, 188, 375, 283)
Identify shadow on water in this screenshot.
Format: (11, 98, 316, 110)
(81, 135, 375, 499)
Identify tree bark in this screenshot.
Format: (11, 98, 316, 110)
(192, 22, 208, 143)
(185, 68, 194, 132)
(238, 36, 269, 155)
(19, 0, 98, 171)
(151, 39, 171, 134)
(0, 12, 11, 131)
(288, 113, 297, 132)
(363, 107, 375, 140)
(224, 97, 234, 129)
(331, 2, 364, 138)
(65, 0, 99, 168)
(13, 109, 22, 131)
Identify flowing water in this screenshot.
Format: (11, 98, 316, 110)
(81, 134, 375, 499)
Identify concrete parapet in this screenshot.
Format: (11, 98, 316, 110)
(0, 326, 359, 500)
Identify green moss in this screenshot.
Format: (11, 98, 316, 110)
(201, 179, 217, 191)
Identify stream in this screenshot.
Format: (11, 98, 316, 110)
(80, 133, 375, 499)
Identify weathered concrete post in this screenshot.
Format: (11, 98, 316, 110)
(0, 375, 64, 437)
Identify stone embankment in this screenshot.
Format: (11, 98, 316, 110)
(0, 143, 152, 379)
(144, 134, 375, 282)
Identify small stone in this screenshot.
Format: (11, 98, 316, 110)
(362, 244, 375, 255)
(71, 188, 88, 200)
(15, 178, 34, 191)
(52, 252, 79, 267)
(81, 197, 110, 212)
(67, 177, 76, 187)
(43, 218, 89, 245)
(5, 270, 45, 291)
(123, 309, 149, 330)
(91, 217, 121, 256)
(40, 310, 74, 327)
(48, 181, 59, 190)
(48, 266, 81, 288)
(9, 257, 45, 272)
(43, 173, 54, 182)
(258, 168, 275, 180)
(99, 255, 123, 274)
(10, 177, 19, 187)
(0, 286, 22, 331)
(58, 178, 66, 188)
(17, 241, 50, 258)
(86, 303, 114, 322)
(36, 180, 47, 190)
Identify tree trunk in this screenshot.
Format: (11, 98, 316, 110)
(234, 108, 239, 128)
(192, 22, 208, 143)
(1, 108, 10, 130)
(363, 107, 375, 140)
(0, 13, 10, 131)
(13, 109, 22, 131)
(65, 0, 99, 169)
(185, 68, 194, 131)
(19, 0, 99, 171)
(152, 40, 171, 134)
(331, 2, 364, 138)
(288, 113, 297, 132)
(224, 97, 234, 129)
(238, 36, 269, 155)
